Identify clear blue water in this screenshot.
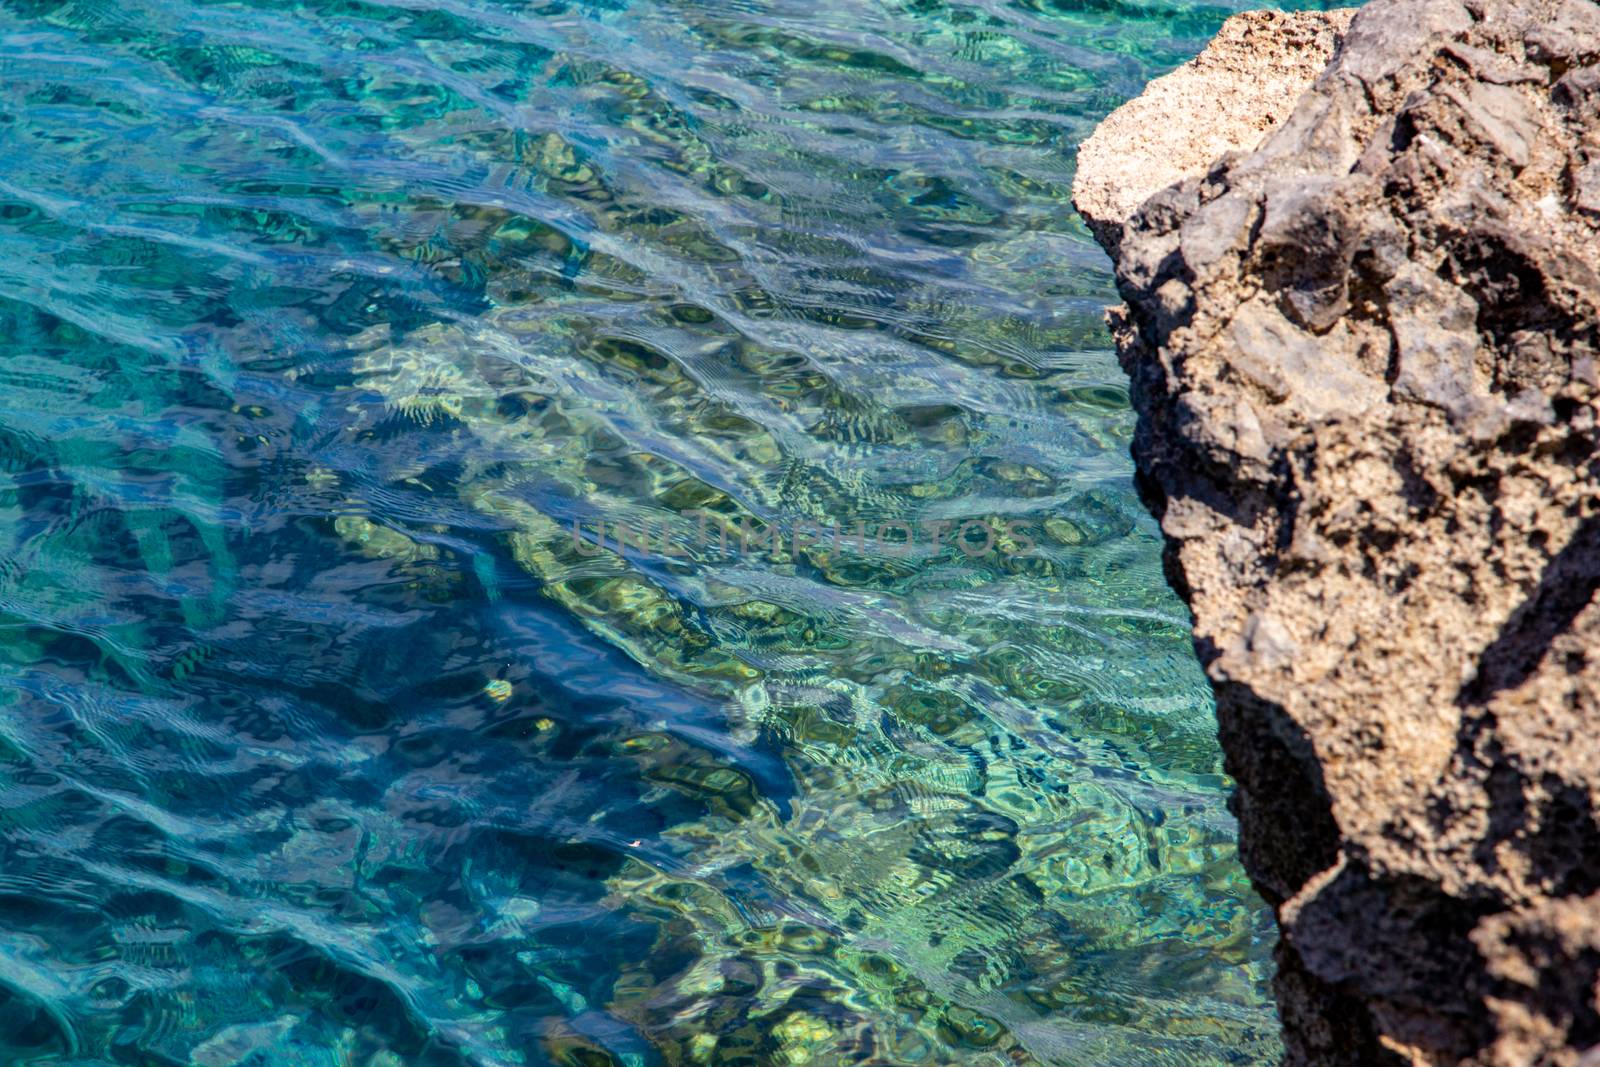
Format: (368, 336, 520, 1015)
(0, 0, 1335, 1062)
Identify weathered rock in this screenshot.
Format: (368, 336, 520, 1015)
(1073, 8, 1356, 254)
(1075, 1, 1600, 1063)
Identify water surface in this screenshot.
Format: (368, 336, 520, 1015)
(0, 0, 1331, 1062)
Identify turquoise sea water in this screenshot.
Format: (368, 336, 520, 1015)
(0, 0, 1337, 1062)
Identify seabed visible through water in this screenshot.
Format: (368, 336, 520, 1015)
(0, 0, 1343, 1062)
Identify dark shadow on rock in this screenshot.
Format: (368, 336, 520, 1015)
(1286, 859, 1499, 1064)
(1206, 674, 1342, 907)
(1460, 511, 1600, 704)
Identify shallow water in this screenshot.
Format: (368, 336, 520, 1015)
(0, 0, 1337, 1062)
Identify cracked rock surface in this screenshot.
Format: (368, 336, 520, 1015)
(1075, 0, 1600, 1063)
(1073, 8, 1356, 254)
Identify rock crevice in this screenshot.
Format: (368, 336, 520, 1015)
(1075, 1, 1600, 1063)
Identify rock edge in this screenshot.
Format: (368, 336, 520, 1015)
(1074, 8, 1356, 254)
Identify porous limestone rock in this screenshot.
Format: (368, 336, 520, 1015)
(1074, 8, 1356, 254)
(1075, 0, 1600, 1063)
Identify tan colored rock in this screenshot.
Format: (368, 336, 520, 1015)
(1077, 0, 1600, 1063)
(1072, 8, 1356, 253)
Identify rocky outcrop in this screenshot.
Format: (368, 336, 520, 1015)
(1074, 1, 1600, 1064)
(1074, 8, 1357, 254)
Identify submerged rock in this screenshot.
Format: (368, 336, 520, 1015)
(1076, 1, 1600, 1063)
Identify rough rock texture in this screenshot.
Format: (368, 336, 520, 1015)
(1074, 0, 1600, 1063)
(1074, 8, 1356, 253)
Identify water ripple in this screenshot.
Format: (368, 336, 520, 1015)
(0, 0, 1345, 1061)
